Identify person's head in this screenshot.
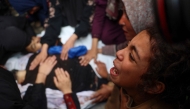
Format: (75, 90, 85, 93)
(2, 26, 41, 53)
(110, 28, 162, 95)
(26, 36, 42, 53)
(110, 27, 190, 108)
(119, 0, 156, 41)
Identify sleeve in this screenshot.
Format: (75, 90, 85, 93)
(22, 84, 47, 109)
(91, 0, 107, 39)
(0, 45, 5, 63)
(41, 0, 63, 47)
(102, 45, 116, 56)
(0, 68, 46, 109)
(64, 93, 81, 109)
(74, 0, 95, 38)
(116, 41, 128, 51)
(102, 41, 128, 56)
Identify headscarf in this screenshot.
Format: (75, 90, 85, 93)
(106, 0, 123, 20)
(122, 0, 156, 33)
(8, 0, 49, 24)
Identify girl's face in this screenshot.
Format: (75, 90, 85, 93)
(110, 30, 152, 92)
(26, 37, 42, 52)
(119, 9, 136, 41)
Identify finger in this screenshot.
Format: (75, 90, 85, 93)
(57, 68, 63, 80)
(84, 59, 90, 66)
(53, 76, 58, 86)
(95, 67, 99, 73)
(58, 68, 65, 79)
(92, 96, 102, 103)
(65, 71, 70, 78)
(94, 57, 97, 63)
(55, 68, 61, 81)
(59, 68, 65, 77)
(94, 59, 97, 64)
(84, 58, 90, 66)
(50, 55, 57, 65)
(78, 56, 83, 60)
(44, 56, 52, 63)
(79, 60, 84, 66)
(96, 61, 101, 65)
(90, 92, 99, 99)
(64, 53, 68, 60)
(60, 51, 65, 60)
(81, 58, 88, 66)
(50, 55, 56, 62)
(52, 60, 57, 66)
(99, 61, 104, 64)
(30, 59, 40, 70)
(80, 56, 86, 63)
(79, 56, 84, 63)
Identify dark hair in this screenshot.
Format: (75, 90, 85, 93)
(140, 27, 190, 109)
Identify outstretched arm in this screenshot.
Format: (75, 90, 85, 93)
(23, 55, 57, 109)
(30, 0, 63, 70)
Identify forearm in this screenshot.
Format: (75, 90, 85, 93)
(69, 34, 78, 43)
(91, 38, 99, 51)
(41, 44, 49, 53)
(35, 73, 47, 84)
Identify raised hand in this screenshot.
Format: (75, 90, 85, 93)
(54, 68, 72, 94)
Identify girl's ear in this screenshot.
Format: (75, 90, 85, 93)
(146, 81, 165, 94)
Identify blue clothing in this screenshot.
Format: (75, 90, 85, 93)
(8, 0, 49, 25)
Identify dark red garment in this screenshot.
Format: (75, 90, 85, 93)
(92, 0, 126, 45)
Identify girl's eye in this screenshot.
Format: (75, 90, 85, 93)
(129, 53, 135, 61)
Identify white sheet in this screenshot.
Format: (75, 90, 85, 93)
(17, 83, 96, 109)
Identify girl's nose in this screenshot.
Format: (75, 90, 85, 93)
(116, 49, 124, 61)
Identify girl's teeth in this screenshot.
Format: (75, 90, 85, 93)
(114, 69, 118, 74)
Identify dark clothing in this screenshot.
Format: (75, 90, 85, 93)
(8, 0, 49, 25)
(41, 0, 94, 47)
(0, 67, 47, 109)
(0, 16, 35, 64)
(92, 0, 126, 45)
(22, 54, 98, 93)
(0, 0, 11, 16)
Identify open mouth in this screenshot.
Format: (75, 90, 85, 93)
(110, 67, 119, 76)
